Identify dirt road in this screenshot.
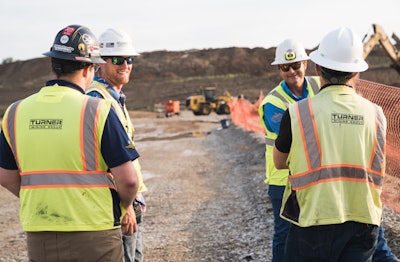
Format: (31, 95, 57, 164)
(135, 111, 272, 261)
(0, 110, 398, 261)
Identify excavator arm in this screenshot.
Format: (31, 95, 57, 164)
(363, 24, 400, 73)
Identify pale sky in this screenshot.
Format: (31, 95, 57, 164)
(1, 0, 399, 62)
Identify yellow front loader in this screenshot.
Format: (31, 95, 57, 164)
(185, 87, 232, 115)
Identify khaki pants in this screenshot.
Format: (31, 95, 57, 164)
(27, 228, 123, 262)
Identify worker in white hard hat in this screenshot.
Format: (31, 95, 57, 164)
(273, 27, 387, 261)
(86, 28, 147, 262)
(258, 38, 320, 262)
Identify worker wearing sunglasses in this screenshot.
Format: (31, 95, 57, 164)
(258, 38, 320, 262)
(278, 61, 303, 72)
(86, 28, 147, 262)
(106, 56, 136, 65)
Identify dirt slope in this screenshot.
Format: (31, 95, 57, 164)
(1, 47, 399, 114)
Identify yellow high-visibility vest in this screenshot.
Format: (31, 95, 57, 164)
(2, 86, 122, 232)
(87, 81, 147, 193)
(281, 85, 386, 227)
(258, 76, 320, 186)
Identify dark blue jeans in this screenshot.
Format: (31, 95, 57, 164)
(268, 185, 291, 262)
(285, 221, 378, 262)
(372, 225, 398, 262)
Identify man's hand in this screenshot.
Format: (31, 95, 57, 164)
(121, 204, 138, 236)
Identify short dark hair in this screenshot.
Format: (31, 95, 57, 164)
(318, 66, 355, 84)
(51, 58, 91, 78)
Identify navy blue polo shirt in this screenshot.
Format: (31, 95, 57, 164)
(0, 80, 139, 170)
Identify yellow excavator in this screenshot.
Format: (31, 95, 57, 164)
(185, 87, 232, 115)
(362, 24, 400, 73)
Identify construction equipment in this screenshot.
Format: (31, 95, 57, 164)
(185, 87, 232, 115)
(362, 24, 400, 73)
(164, 100, 180, 117)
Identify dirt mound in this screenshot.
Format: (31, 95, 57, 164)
(1, 47, 399, 113)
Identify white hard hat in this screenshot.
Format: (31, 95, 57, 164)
(99, 28, 140, 56)
(309, 27, 368, 72)
(271, 38, 310, 65)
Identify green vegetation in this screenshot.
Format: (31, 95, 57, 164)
(168, 73, 251, 83)
(2, 57, 14, 64)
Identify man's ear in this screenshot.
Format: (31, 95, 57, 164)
(82, 64, 92, 78)
(314, 64, 321, 76)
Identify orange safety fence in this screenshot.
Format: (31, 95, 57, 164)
(356, 79, 400, 214)
(228, 79, 400, 214)
(228, 93, 266, 135)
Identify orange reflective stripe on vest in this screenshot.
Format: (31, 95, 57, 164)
(81, 96, 102, 171)
(289, 99, 385, 190)
(5, 100, 22, 165)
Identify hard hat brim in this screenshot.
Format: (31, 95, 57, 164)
(100, 49, 140, 57)
(43, 51, 106, 64)
(271, 57, 309, 66)
(309, 49, 368, 73)
(89, 57, 106, 64)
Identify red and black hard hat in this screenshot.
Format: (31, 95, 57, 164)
(43, 25, 105, 64)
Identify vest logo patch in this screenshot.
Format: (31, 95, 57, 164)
(125, 140, 135, 149)
(331, 113, 364, 125)
(30, 119, 63, 129)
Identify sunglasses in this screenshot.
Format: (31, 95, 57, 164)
(107, 56, 135, 65)
(279, 62, 302, 72)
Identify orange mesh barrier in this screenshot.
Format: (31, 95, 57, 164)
(228, 93, 265, 135)
(229, 79, 399, 214)
(356, 79, 400, 214)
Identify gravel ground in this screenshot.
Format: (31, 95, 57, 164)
(0, 110, 398, 261)
(138, 111, 272, 261)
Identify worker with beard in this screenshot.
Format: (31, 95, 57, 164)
(86, 28, 147, 262)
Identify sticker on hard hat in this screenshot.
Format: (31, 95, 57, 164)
(62, 26, 77, 36)
(285, 50, 296, 61)
(82, 34, 92, 45)
(60, 35, 69, 44)
(53, 44, 74, 53)
(78, 43, 86, 52)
